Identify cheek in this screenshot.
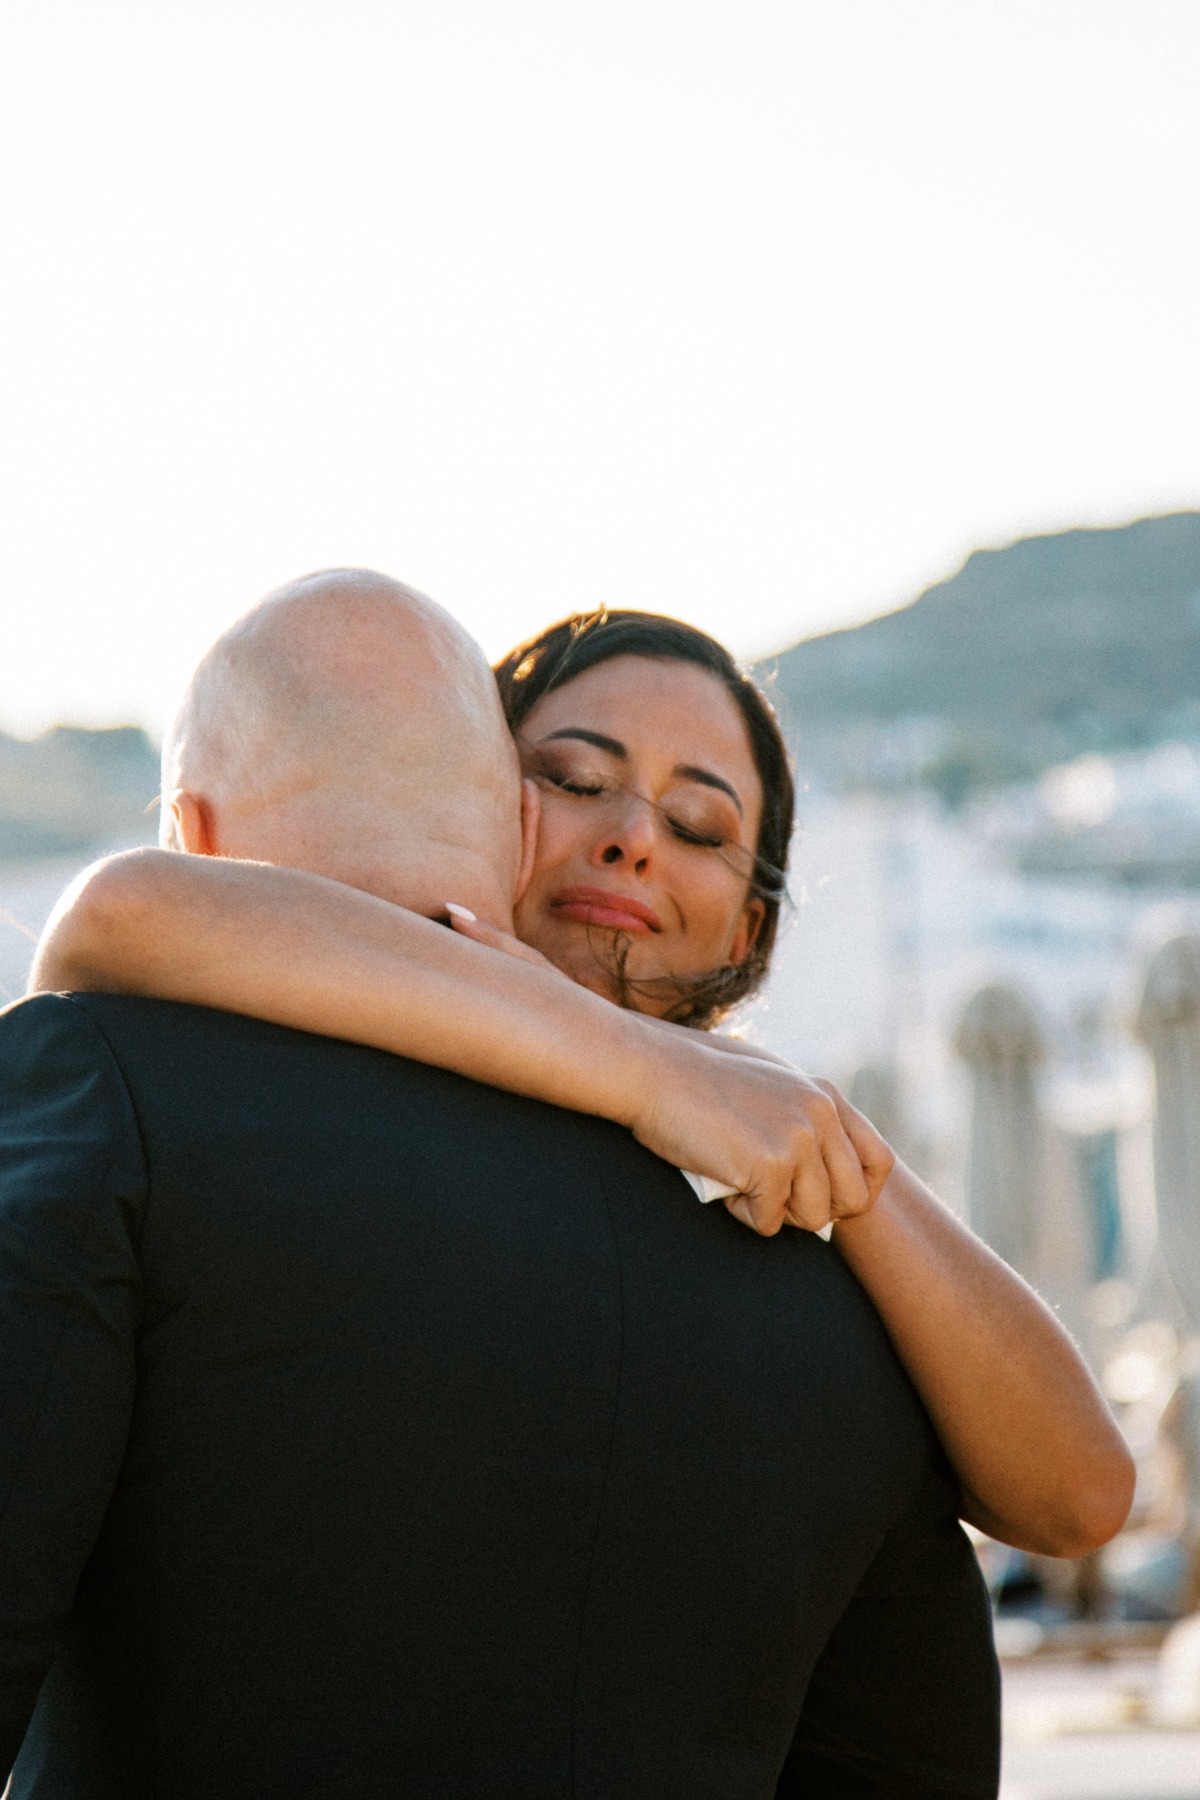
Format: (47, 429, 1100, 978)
(641, 842, 751, 971)
(687, 877, 752, 963)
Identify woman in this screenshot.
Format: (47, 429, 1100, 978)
(33, 608, 1133, 1557)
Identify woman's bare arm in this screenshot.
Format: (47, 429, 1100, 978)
(33, 849, 1134, 1557)
(831, 1160, 1133, 1557)
(29, 850, 870, 1231)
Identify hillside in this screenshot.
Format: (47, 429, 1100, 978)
(0, 725, 159, 860)
(762, 512, 1200, 800)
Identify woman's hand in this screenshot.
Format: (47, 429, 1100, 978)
(444, 905, 560, 973)
(618, 1021, 892, 1236)
(670, 1032, 897, 1223)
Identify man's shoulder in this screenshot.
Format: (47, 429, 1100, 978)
(11, 992, 387, 1077)
(0, 990, 131, 1070)
(3, 990, 268, 1042)
(0, 994, 150, 1205)
(51, 990, 310, 1047)
(0, 994, 405, 1138)
(1, 993, 306, 1106)
(28, 993, 601, 1162)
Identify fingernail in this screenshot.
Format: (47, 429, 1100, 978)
(445, 903, 477, 922)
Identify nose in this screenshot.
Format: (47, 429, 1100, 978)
(591, 790, 657, 876)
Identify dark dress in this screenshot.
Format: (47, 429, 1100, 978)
(0, 992, 999, 1797)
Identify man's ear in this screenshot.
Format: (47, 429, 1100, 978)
(166, 790, 220, 857)
(513, 778, 541, 905)
(728, 896, 766, 968)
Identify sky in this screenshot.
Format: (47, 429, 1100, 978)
(2, 0, 1199, 738)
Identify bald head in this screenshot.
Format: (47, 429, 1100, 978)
(162, 570, 525, 919)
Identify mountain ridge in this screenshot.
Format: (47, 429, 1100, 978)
(758, 511, 1200, 798)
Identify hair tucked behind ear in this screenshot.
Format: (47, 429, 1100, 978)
(494, 610, 794, 1029)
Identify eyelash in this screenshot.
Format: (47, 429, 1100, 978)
(546, 773, 727, 850)
(553, 777, 605, 797)
(672, 822, 727, 850)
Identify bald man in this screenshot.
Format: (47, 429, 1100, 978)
(156, 569, 530, 922)
(0, 572, 999, 1798)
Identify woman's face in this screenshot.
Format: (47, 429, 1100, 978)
(512, 655, 766, 1014)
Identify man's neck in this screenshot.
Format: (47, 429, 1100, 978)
(333, 851, 516, 936)
(220, 801, 520, 935)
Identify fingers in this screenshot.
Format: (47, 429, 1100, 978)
(669, 1059, 896, 1244)
(783, 1133, 833, 1231)
(445, 905, 556, 970)
(816, 1080, 897, 1204)
(725, 1194, 760, 1233)
(725, 1190, 788, 1237)
(777, 1088, 867, 1230)
(722, 1114, 842, 1238)
(816, 1111, 872, 1220)
(725, 1086, 878, 1238)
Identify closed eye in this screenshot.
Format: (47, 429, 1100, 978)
(544, 773, 609, 798)
(668, 817, 726, 849)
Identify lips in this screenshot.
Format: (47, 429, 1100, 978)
(549, 887, 663, 935)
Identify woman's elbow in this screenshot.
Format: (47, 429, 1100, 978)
(1039, 1440, 1137, 1559)
(29, 849, 166, 994)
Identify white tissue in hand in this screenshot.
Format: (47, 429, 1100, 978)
(681, 1170, 737, 1204)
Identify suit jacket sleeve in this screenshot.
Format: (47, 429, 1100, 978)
(777, 1466, 1001, 1799)
(0, 994, 147, 1776)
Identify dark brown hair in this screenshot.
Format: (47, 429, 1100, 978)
(494, 609, 794, 1029)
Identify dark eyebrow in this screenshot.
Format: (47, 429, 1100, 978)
(674, 764, 744, 817)
(540, 728, 628, 759)
(540, 728, 744, 817)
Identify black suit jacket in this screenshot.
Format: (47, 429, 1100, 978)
(0, 993, 998, 1798)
